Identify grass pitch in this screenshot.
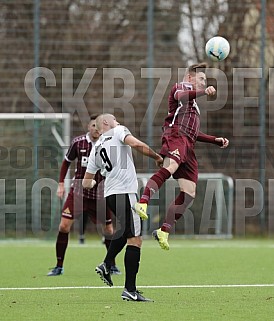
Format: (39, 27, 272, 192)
(1, 238, 274, 321)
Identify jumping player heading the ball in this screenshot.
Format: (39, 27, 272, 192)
(134, 62, 229, 250)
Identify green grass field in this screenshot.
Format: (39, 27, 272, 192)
(1, 238, 274, 321)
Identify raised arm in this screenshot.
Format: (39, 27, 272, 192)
(124, 135, 163, 167)
(175, 86, 216, 102)
(174, 90, 205, 102)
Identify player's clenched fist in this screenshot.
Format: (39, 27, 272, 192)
(205, 86, 216, 96)
(215, 137, 229, 149)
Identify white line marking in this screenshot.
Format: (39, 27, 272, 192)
(1, 284, 274, 291)
(1, 238, 274, 249)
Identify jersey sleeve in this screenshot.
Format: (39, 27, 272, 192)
(59, 159, 70, 183)
(116, 125, 132, 143)
(175, 89, 206, 103)
(65, 139, 77, 162)
(86, 147, 99, 174)
(196, 131, 217, 144)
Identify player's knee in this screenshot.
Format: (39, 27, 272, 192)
(59, 219, 73, 233)
(59, 225, 70, 233)
(127, 236, 142, 248)
(188, 190, 196, 198)
(178, 180, 196, 198)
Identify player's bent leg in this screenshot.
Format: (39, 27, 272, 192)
(135, 158, 178, 221)
(152, 228, 169, 250)
(177, 178, 196, 199)
(101, 224, 122, 275)
(151, 178, 196, 251)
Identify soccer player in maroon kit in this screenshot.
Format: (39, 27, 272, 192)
(47, 115, 120, 276)
(134, 63, 229, 250)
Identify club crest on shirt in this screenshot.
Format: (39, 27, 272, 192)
(169, 148, 180, 159)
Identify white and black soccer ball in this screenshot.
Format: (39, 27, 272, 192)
(205, 36, 230, 62)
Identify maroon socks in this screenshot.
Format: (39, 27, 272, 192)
(161, 192, 194, 233)
(56, 231, 69, 267)
(140, 167, 171, 203)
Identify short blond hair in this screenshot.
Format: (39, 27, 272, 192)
(95, 113, 114, 131)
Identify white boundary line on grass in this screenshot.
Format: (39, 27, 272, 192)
(1, 240, 274, 249)
(1, 284, 274, 291)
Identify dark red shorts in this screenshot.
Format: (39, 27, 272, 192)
(160, 129, 198, 183)
(61, 189, 112, 225)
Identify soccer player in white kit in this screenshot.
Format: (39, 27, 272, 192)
(83, 114, 163, 302)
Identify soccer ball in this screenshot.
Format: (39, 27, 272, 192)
(205, 36, 230, 62)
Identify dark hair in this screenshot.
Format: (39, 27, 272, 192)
(187, 62, 208, 74)
(90, 113, 99, 121)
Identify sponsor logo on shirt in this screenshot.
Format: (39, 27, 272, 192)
(81, 156, 89, 167)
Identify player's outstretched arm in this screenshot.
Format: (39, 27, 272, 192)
(197, 132, 229, 148)
(175, 86, 215, 103)
(124, 135, 163, 167)
(175, 89, 206, 102)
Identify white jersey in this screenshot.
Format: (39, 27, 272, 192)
(86, 125, 138, 197)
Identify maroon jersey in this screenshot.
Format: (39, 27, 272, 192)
(65, 133, 104, 199)
(163, 82, 205, 142)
